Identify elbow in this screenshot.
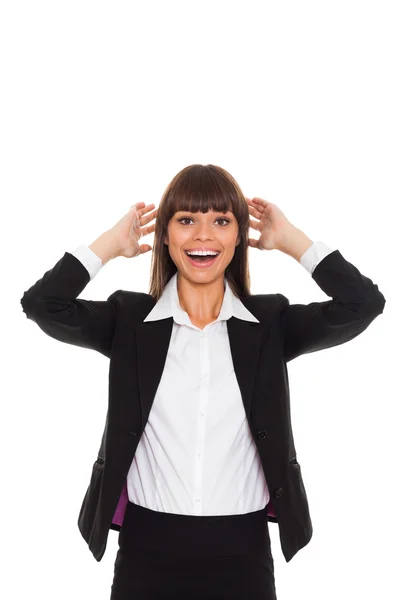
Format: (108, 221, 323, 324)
(370, 286, 386, 316)
(20, 291, 39, 319)
(20, 291, 31, 317)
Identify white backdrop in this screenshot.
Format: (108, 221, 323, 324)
(3, 1, 397, 599)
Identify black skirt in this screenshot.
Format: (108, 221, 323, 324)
(110, 500, 277, 600)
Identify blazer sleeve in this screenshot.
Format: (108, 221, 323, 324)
(278, 249, 386, 363)
(20, 251, 122, 358)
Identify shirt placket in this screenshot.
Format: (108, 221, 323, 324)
(193, 328, 209, 515)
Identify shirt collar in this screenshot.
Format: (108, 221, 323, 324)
(143, 271, 259, 325)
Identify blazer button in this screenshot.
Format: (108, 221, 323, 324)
(274, 488, 284, 499)
(257, 430, 267, 439)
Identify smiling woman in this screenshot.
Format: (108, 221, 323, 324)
(149, 164, 252, 302)
(20, 160, 385, 600)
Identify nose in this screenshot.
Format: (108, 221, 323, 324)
(193, 222, 215, 239)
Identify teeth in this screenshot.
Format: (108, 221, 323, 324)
(186, 250, 219, 256)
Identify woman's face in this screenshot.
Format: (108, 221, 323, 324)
(164, 209, 240, 281)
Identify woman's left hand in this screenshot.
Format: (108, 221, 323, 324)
(245, 197, 295, 251)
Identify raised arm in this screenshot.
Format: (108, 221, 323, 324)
(278, 246, 385, 362)
(245, 197, 386, 363)
(20, 202, 158, 358)
(20, 232, 123, 358)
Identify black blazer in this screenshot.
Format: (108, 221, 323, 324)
(20, 249, 385, 562)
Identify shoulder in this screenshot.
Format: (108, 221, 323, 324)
(109, 288, 154, 304)
(241, 292, 288, 321)
(107, 288, 156, 313)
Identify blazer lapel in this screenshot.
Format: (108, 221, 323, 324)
(136, 318, 174, 432)
(227, 317, 264, 420)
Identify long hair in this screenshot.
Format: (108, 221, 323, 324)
(148, 164, 251, 301)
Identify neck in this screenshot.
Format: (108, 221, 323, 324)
(177, 272, 225, 322)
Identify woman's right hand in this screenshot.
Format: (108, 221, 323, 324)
(111, 202, 158, 259)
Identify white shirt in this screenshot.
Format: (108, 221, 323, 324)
(71, 241, 334, 515)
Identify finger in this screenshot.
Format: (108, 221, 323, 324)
(139, 209, 158, 226)
(138, 203, 155, 216)
(140, 223, 156, 237)
(251, 197, 271, 209)
(249, 218, 260, 230)
(140, 214, 155, 231)
(253, 197, 273, 208)
(247, 204, 261, 217)
(131, 202, 155, 217)
(248, 205, 262, 219)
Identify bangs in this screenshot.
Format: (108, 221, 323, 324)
(167, 165, 236, 217)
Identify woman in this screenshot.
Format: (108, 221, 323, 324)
(20, 164, 385, 599)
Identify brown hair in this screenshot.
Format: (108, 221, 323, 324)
(148, 164, 251, 301)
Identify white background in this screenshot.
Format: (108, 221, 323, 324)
(2, 1, 398, 598)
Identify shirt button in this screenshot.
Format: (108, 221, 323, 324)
(201, 372, 208, 378)
(200, 332, 205, 338)
(197, 453, 202, 458)
(199, 412, 205, 416)
(195, 499, 201, 503)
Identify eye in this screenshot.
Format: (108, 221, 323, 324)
(178, 217, 231, 226)
(178, 217, 193, 226)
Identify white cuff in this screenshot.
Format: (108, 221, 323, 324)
(300, 241, 336, 275)
(70, 244, 103, 280)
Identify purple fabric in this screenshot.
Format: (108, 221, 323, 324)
(112, 478, 276, 527)
(112, 479, 129, 526)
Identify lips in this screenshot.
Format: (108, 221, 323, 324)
(184, 252, 220, 269)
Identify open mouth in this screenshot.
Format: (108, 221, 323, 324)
(184, 251, 221, 268)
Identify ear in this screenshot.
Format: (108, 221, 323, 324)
(164, 236, 169, 246)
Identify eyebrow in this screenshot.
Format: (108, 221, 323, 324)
(175, 210, 232, 215)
